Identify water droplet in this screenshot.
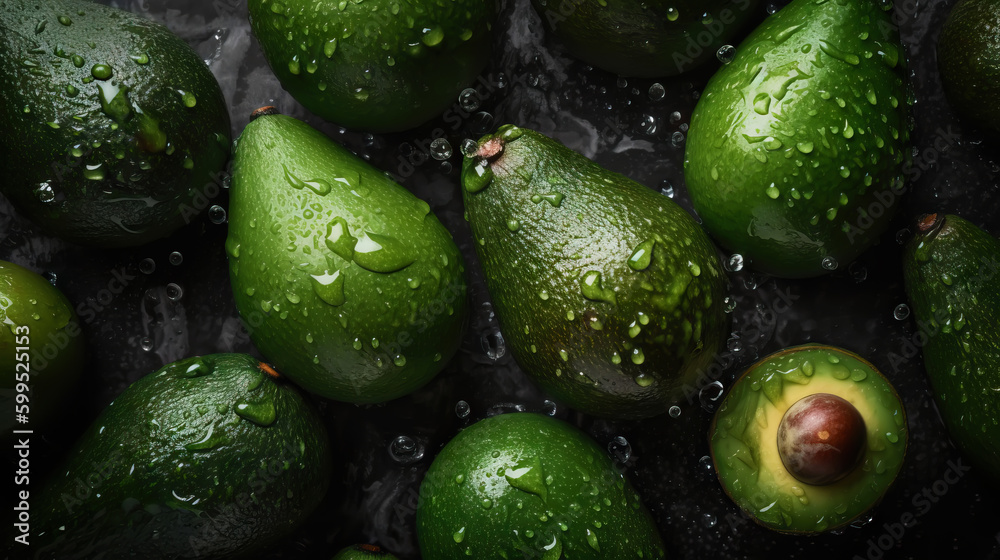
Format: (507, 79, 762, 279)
(668, 405, 681, 418)
(353, 232, 415, 273)
(630, 347, 645, 365)
(58, 15, 72, 25)
(671, 131, 685, 147)
(628, 239, 655, 271)
(235, 400, 277, 426)
(821, 256, 838, 271)
(130, 52, 150, 65)
(639, 115, 657, 135)
(455, 400, 471, 418)
(725, 254, 744, 272)
(470, 111, 494, 134)
(893, 303, 910, 320)
(166, 283, 183, 301)
(608, 436, 631, 463)
(311, 270, 346, 306)
(660, 179, 675, 197)
(482, 329, 505, 360)
(91, 63, 112, 80)
(421, 26, 445, 46)
(648, 82, 665, 101)
(702, 513, 718, 528)
(459, 88, 481, 112)
(542, 400, 557, 415)
(796, 141, 814, 153)
(717, 44, 736, 63)
(453, 527, 466, 543)
(140, 337, 154, 351)
(586, 528, 600, 551)
(667, 6, 679, 20)
(699, 381, 724, 410)
(580, 270, 616, 304)
(389, 435, 424, 464)
(283, 164, 332, 196)
(169, 251, 183, 266)
(461, 138, 479, 157)
(430, 138, 452, 160)
(208, 205, 227, 224)
(505, 457, 548, 500)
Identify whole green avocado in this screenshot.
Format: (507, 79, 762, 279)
(416, 413, 666, 559)
(683, 0, 910, 277)
(938, 0, 1000, 131)
(532, 0, 761, 77)
(28, 354, 333, 560)
(228, 110, 467, 404)
(0, 0, 231, 247)
(249, 0, 495, 132)
(903, 214, 1000, 484)
(462, 125, 727, 419)
(0, 260, 85, 436)
(331, 544, 400, 559)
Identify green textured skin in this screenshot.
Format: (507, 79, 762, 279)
(248, 0, 495, 133)
(531, 0, 760, 77)
(938, 0, 1000, 131)
(416, 413, 666, 559)
(28, 354, 333, 560)
(710, 345, 907, 533)
(0, 0, 231, 247)
(461, 125, 727, 419)
(228, 113, 467, 403)
(903, 214, 1000, 483)
(331, 544, 401, 559)
(683, 0, 910, 278)
(0, 260, 85, 434)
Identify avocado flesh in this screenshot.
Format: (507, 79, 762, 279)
(0, 260, 85, 434)
(461, 125, 727, 419)
(938, 0, 1000, 131)
(248, 0, 494, 132)
(683, 0, 910, 278)
(532, 0, 761, 77)
(228, 113, 467, 404)
(29, 354, 332, 560)
(0, 0, 231, 247)
(710, 345, 907, 533)
(902, 214, 1000, 484)
(416, 412, 666, 559)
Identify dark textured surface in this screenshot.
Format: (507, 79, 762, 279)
(2, 0, 1000, 558)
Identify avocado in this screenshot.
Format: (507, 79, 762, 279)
(902, 213, 1000, 483)
(461, 125, 727, 419)
(0, 0, 231, 247)
(227, 109, 467, 403)
(0, 260, 85, 436)
(28, 354, 332, 559)
(416, 412, 666, 559)
(248, 0, 495, 133)
(938, 0, 1000, 131)
(332, 544, 400, 559)
(709, 344, 907, 533)
(532, 0, 761, 77)
(683, 0, 910, 278)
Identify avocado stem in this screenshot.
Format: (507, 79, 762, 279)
(916, 213, 939, 233)
(477, 136, 504, 161)
(258, 361, 282, 379)
(250, 106, 281, 121)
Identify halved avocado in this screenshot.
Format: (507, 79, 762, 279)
(709, 344, 907, 533)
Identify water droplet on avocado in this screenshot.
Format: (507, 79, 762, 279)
(71, 54, 84, 67)
(282, 164, 332, 195)
(538, 193, 564, 207)
(91, 63, 113, 80)
(465, 163, 494, 193)
(235, 400, 277, 426)
(131, 52, 150, 65)
(453, 527, 466, 543)
(628, 239, 655, 270)
(311, 270, 346, 306)
(580, 270, 617, 304)
(796, 141, 814, 153)
(58, 15, 73, 25)
(353, 232, 415, 273)
(421, 26, 445, 46)
(97, 81, 131, 122)
(505, 457, 548, 500)
(178, 90, 197, 107)
(753, 93, 771, 115)
(324, 217, 358, 260)
(178, 357, 213, 378)
(184, 423, 227, 451)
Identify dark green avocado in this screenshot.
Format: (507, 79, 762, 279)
(332, 544, 400, 559)
(903, 213, 1000, 484)
(710, 344, 907, 533)
(29, 354, 332, 559)
(416, 413, 666, 559)
(0, 260, 85, 436)
(938, 0, 1000, 131)
(461, 124, 727, 419)
(683, 0, 910, 277)
(248, 0, 495, 132)
(0, 0, 231, 247)
(532, 0, 761, 77)
(228, 110, 467, 404)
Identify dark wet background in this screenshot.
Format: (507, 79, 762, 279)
(3, 0, 1000, 557)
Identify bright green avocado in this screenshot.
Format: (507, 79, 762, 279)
(938, 0, 1000, 131)
(29, 354, 332, 559)
(228, 110, 467, 403)
(532, 0, 761, 77)
(0, 0, 231, 247)
(683, 0, 910, 277)
(248, 0, 495, 132)
(332, 544, 400, 559)
(710, 344, 907, 533)
(903, 214, 1000, 483)
(0, 260, 85, 435)
(461, 125, 727, 419)
(416, 413, 666, 559)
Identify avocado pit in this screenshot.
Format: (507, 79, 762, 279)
(777, 393, 867, 486)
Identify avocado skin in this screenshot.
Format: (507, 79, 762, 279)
(938, 0, 1000, 131)
(0, 260, 85, 435)
(532, 0, 760, 77)
(462, 125, 727, 419)
(710, 344, 907, 533)
(0, 0, 231, 247)
(416, 413, 666, 559)
(248, 0, 494, 133)
(28, 354, 332, 560)
(683, 0, 910, 278)
(903, 214, 1000, 484)
(228, 113, 467, 404)
(331, 544, 400, 559)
